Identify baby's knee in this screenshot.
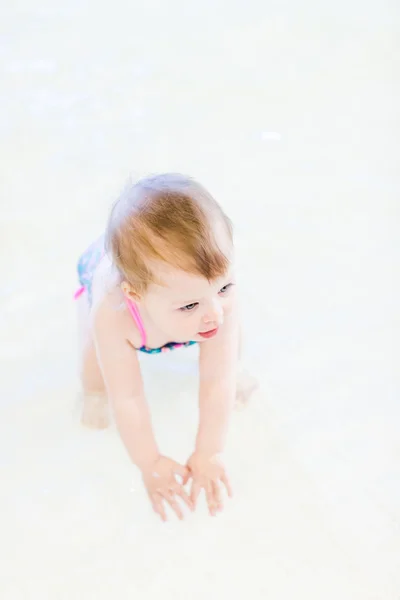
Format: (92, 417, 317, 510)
(81, 392, 110, 430)
(235, 369, 258, 409)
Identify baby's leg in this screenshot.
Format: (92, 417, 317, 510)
(235, 327, 258, 409)
(77, 294, 110, 429)
(236, 370, 258, 408)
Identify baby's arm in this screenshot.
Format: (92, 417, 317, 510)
(92, 298, 160, 470)
(186, 304, 239, 514)
(92, 298, 192, 520)
(196, 306, 239, 455)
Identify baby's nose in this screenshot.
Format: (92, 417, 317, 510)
(204, 300, 224, 325)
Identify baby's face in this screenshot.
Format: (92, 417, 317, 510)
(140, 262, 237, 343)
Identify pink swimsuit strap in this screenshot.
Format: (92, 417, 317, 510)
(125, 298, 147, 347)
(74, 286, 85, 300)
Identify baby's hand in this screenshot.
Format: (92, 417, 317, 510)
(185, 452, 233, 516)
(141, 456, 193, 522)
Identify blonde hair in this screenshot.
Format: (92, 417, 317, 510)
(105, 173, 233, 295)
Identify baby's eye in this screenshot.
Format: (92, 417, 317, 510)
(219, 283, 234, 294)
(180, 302, 199, 312)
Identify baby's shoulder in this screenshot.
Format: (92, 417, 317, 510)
(90, 253, 119, 305)
(89, 258, 141, 348)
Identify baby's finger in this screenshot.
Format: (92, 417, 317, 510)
(181, 471, 191, 486)
(152, 495, 167, 522)
(163, 490, 184, 520)
(205, 482, 217, 516)
(172, 461, 190, 481)
(212, 480, 223, 511)
(221, 473, 233, 498)
(175, 485, 194, 511)
(190, 480, 202, 508)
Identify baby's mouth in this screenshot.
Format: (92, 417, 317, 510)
(198, 327, 219, 339)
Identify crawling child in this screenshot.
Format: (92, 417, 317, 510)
(75, 173, 257, 521)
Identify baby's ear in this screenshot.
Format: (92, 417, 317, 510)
(121, 281, 141, 302)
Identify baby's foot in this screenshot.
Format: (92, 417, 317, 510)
(81, 393, 110, 429)
(235, 369, 258, 409)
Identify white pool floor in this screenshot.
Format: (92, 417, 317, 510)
(1, 1, 399, 598)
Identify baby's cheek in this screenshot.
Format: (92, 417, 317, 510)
(223, 299, 235, 316)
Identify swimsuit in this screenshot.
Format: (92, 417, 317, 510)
(74, 236, 196, 354)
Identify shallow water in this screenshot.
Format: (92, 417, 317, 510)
(1, 1, 399, 598)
